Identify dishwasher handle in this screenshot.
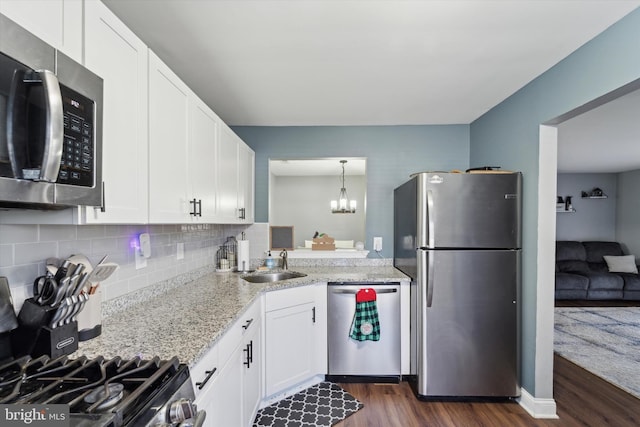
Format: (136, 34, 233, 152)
(330, 288, 398, 295)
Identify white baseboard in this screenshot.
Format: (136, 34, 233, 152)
(517, 387, 558, 419)
(260, 376, 325, 408)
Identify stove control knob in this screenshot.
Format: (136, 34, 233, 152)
(168, 398, 197, 424)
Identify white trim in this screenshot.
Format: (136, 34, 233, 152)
(260, 375, 324, 408)
(518, 387, 559, 419)
(535, 125, 558, 399)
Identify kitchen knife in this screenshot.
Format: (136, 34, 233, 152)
(73, 272, 90, 296)
(54, 259, 71, 282)
(49, 297, 71, 329)
(58, 295, 79, 326)
(68, 293, 89, 323)
(50, 276, 70, 307)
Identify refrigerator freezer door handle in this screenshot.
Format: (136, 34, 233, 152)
(427, 190, 435, 248)
(427, 251, 434, 307)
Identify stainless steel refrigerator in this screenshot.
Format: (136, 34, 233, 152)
(394, 172, 521, 398)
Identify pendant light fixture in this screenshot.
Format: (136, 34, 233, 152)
(331, 160, 357, 213)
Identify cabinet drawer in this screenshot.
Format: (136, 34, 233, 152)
(265, 285, 315, 312)
(219, 297, 262, 367)
(190, 343, 219, 397)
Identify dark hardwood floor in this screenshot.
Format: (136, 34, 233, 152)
(336, 355, 640, 426)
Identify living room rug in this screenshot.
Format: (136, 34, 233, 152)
(253, 382, 364, 427)
(554, 307, 640, 399)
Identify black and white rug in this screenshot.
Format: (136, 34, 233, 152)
(253, 382, 363, 427)
(554, 307, 640, 398)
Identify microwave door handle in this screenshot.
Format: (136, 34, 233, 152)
(6, 70, 29, 178)
(34, 70, 64, 182)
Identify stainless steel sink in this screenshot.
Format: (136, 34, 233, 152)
(241, 271, 307, 283)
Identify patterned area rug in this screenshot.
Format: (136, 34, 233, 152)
(554, 307, 640, 398)
(253, 382, 363, 427)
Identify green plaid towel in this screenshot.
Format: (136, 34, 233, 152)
(349, 289, 380, 341)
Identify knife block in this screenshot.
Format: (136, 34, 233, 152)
(11, 298, 78, 358)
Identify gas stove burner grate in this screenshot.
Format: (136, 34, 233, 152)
(0, 355, 193, 426)
(84, 382, 125, 410)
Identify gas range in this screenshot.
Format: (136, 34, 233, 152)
(0, 354, 204, 426)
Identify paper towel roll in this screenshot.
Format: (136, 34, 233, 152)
(238, 240, 250, 272)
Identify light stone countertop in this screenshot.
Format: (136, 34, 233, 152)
(74, 266, 409, 369)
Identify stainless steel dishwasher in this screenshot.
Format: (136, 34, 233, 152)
(327, 282, 401, 380)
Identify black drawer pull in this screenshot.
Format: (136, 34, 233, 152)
(196, 368, 217, 390)
(242, 318, 254, 330)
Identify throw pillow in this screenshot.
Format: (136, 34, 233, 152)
(603, 255, 638, 274)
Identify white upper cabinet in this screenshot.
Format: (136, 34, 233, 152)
(148, 52, 224, 224)
(148, 50, 191, 223)
(0, 0, 82, 63)
(82, 0, 149, 224)
(238, 141, 255, 223)
(217, 123, 255, 224)
(188, 96, 220, 222)
(216, 123, 241, 223)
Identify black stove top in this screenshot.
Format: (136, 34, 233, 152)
(0, 354, 196, 427)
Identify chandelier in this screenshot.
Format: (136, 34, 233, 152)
(330, 160, 356, 214)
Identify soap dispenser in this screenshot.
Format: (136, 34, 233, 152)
(265, 251, 276, 269)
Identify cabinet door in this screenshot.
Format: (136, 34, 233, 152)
(242, 322, 262, 427)
(0, 0, 82, 62)
(265, 302, 317, 397)
(189, 96, 219, 222)
(83, 0, 149, 224)
(148, 51, 190, 223)
(205, 351, 242, 427)
(216, 124, 240, 223)
(238, 142, 255, 223)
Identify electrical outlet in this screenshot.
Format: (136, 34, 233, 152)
(177, 242, 184, 260)
(373, 237, 383, 251)
(135, 250, 147, 270)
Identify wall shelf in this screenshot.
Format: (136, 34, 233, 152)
(556, 208, 576, 213)
(581, 188, 607, 199)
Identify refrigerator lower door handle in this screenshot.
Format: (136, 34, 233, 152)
(426, 251, 434, 307)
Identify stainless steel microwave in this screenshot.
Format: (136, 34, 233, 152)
(0, 14, 103, 210)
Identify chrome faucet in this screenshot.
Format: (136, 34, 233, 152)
(279, 249, 288, 270)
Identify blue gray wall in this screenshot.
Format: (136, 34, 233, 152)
(233, 125, 470, 257)
(470, 8, 640, 394)
(616, 169, 640, 258)
(556, 173, 617, 241)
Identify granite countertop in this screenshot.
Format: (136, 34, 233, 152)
(75, 266, 408, 368)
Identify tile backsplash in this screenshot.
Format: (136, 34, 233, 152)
(0, 222, 265, 310)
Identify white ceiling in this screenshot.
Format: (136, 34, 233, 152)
(102, 0, 640, 127)
(102, 0, 640, 173)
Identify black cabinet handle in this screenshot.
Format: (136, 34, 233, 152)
(249, 340, 253, 364)
(189, 198, 197, 216)
(243, 343, 251, 367)
(242, 318, 254, 330)
(196, 199, 202, 216)
(238, 207, 246, 219)
(312, 307, 316, 323)
(196, 368, 217, 389)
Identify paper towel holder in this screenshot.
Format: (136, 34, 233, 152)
(270, 226, 294, 251)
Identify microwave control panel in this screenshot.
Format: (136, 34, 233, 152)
(58, 85, 95, 187)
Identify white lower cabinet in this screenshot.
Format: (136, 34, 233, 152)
(193, 298, 262, 426)
(264, 283, 327, 400)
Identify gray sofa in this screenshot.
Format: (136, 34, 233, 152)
(555, 241, 640, 300)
